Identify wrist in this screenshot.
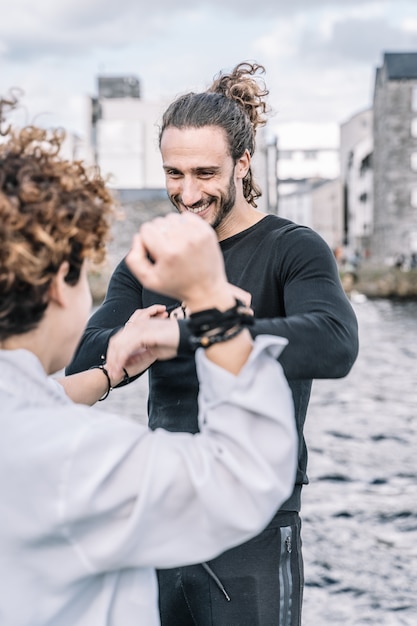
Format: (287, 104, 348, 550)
(185, 286, 236, 314)
(89, 364, 131, 401)
(186, 298, 254, 351)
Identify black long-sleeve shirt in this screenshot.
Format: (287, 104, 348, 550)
(67, 215, 359, 512)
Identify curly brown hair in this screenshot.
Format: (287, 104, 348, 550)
(159, 62, 269, 207)
(0, 94, 115, 340)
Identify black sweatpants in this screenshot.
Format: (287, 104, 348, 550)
(157, 511, 303, 626)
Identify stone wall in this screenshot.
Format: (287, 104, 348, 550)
(372, 67, 417, 262)
(341, 265, 417, 299)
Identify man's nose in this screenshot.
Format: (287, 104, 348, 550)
(180, 178, 202, 207)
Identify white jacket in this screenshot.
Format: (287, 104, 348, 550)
(0, 336, 296, 625)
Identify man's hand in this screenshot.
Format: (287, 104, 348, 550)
(126, 213, 233, 312)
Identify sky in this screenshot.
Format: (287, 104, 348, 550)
(1, 0, 417, 148)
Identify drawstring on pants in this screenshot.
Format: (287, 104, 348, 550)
(201, 562, 231, 601)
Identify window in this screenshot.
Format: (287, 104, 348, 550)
(411, 118, 417, 138)
(411, 153, 417, 172)
(411, 187, 417, 209)
(360, 153, 372, 176)
(304, 150, 318, 160)
(412, 86, 417, 112)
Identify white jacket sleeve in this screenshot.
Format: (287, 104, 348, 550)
(62, 335, 297, 572)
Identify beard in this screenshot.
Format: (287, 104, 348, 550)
(169, 171, 236, 231)
(211, 172, 236, 230)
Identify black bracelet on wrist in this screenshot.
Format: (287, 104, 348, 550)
(90, 364, 112, 401)
(188, 324, 245, 350)
(90, 364, 131, 401)
(187, 298, 254, 351)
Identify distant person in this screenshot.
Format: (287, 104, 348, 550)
(394, 253, 406, 269)
(0, 95, 298, 626)
(67, 62, 359, 625)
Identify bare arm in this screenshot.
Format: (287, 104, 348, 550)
(59, 304, 167, 405)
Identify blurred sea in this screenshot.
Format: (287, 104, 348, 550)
(100, 297, 417, 625)
(301, 297, 417, 625)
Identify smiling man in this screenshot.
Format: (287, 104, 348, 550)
(67, 62, 359, 626)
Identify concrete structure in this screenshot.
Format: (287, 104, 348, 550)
(251, 126, 279, 214)
(340, 108, 373, 256)
(278, 147, 339, 188)
(87, 75, 166, 189)
(371, 52, 417, 264)
(278, 178, 342, 251)
(278, 179, 314, 227)
(274, 122, 342, 246)
(311, 178, 343, 251)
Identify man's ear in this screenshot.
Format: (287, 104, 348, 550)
(235, 149, 251, 180)
(48, 261, 71, 307)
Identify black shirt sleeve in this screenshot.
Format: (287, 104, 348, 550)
(249, 227, 359, 380)
(66, 258, 143, 375)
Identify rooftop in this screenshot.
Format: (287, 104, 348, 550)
(383, 52, 417, 80)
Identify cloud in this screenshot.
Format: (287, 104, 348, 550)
(0, 0, 402, 62)
(0, 0, 415, 136)
(299, 16, 417, 65)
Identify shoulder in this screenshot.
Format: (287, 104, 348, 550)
(107, 256, 143, 293)
(261, 215, 332, 252)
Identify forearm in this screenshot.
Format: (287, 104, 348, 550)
(251, 309, 358, 379)
(58, 367, 124, 405)
(177, 305, 358, 380)
(66, 258, 143, 376)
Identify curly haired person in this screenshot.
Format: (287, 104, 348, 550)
(0, 94, 298, 626)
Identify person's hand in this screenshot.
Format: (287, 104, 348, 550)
(106, 305, 180, 383)
(228, 284, 253, 311)
(126, 213, 233, 312)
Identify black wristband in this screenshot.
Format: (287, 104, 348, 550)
(89, 364, 131, 401)
(188, 299, 254, 336)
(187, 299, 254, 351)
(89, 364, 112, 401)
(189, 325, 245, 350)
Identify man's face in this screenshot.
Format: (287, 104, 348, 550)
(160, 126, 238, 231)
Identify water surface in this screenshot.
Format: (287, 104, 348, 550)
(302, 298, 417, 625)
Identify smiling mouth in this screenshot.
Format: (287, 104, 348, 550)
(183, 201, 211, 214)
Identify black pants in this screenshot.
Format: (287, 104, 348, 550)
(157, 511, 304, 626)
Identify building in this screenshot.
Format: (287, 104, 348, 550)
(251, 126, 279, 214)
(340, 108, 373, 257)
(87, 75, 166, 189)
(278, 178, 342, 251)
(275, 123, 343, 248)
(371, 52, 417, 264)
(311, 178, 343, 251)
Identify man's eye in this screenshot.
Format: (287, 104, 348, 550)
(199, 171, 214, 178)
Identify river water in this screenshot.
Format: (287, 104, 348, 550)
(101, 296, 417, 625)
(302, 297, 417, 625)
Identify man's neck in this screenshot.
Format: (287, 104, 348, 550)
(215, 203, 267, 242)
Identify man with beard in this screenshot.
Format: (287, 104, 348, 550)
(67, 62, 359, 626)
